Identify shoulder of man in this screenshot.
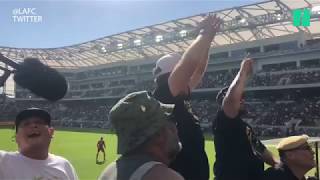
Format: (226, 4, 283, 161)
(213, 109, 241, 130)
(0, 150, 17, 163)
(263, 166, 286, 180)
(49, 153, 68, 161)
(49, 154, 75, 168)
(99, 162, 117, 180)
(0, 150, 7, 157)
(142, 164, 184, 180)
(49, 154, 78, 180)
(0, 151, 19, 176)
(0, 150, 7, 163)
(216, 108, 240, 120)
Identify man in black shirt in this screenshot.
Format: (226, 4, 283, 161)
(212, 58, 278, 180)
(263, 135, 316, 180)
(153, 14, 222, 180)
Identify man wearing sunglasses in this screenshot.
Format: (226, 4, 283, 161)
(263, 135, 316, 180)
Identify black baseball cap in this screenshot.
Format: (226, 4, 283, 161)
(15, 108, 51, 131)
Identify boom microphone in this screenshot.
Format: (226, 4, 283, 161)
(0, 54, 68, 101)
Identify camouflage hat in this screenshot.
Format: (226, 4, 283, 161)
(109, 91, 175, 155)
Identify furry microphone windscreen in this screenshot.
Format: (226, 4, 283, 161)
(13, 58, 68, 101)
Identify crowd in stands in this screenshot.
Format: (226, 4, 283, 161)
(2, 90, 320, 137)
(15, 58, 320, 99)
(0, 99, 114, 129)
(7, 40, 320, 137)
(127, 68, 320, 93)
(68, 67, 319, 98)
(198, 70, 235, 89)
(250, 70, 320, 87)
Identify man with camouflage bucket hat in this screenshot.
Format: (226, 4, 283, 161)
(99, 91, 183, 180)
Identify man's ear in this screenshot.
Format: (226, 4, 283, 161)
(48, 127, 54, 138)
(151, 129, 166, 147)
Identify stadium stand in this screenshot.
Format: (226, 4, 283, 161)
(2, 87, 320, 138)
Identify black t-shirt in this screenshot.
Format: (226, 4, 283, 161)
(212, 110, 266, 180)
(263, 164, 306, 180)
(153, 81, 209, 180)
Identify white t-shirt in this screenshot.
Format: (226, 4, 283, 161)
(0, 150, 78, 180)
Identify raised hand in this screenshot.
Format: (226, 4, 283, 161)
(198, 14, 223, 39)
(240, 57, 254, 78)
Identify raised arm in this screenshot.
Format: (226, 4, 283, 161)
(222, 58, 254, 118)
(188, 52, 209, 90)
(168, 14, 222, 96)
(262, 148, 279, 167)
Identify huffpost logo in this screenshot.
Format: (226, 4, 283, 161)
(292, 8, 310, 27)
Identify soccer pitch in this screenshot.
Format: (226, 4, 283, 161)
(0, 128, 317, 180)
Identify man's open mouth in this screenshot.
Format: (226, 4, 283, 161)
(28, 132, 41, 138)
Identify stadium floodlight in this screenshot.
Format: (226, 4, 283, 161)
(117, 43, 123, 49)
(179, 30, 187, 37)
(275, 10, 283, 21)
(155, 35, 163, 42)
(276, 14, 282, 21)
(238, 18, 247, 24)
(311, 6, 320, 15)
(235, 15, 246, 25)
(101, 47, 107, 53)
(239, 18, 246, 24)
(133, 39, 141, 46)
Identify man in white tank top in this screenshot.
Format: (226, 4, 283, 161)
(0, 108, 78, 180)
(99, 91, 184, 180)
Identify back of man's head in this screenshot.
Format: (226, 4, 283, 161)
(153, 53, 181, 79)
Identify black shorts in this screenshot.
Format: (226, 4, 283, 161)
(98, 148, 105, 152)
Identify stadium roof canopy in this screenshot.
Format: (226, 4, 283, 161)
(0, 0, 320, 69)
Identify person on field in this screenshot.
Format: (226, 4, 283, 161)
(96, 137, 106, 163)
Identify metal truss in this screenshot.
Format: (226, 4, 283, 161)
(0, 0, 319, 69)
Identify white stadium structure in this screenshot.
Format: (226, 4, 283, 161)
(1, 0, 320, 136)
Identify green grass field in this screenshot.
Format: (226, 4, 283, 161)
(0, 128, 317, 179)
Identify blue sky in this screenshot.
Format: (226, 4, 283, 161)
(0, 0, 257, 48)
